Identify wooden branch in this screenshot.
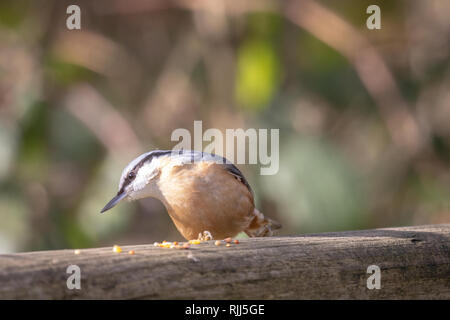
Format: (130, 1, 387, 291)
(0, 224, 449, 299)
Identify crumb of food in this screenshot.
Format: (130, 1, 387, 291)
(234, 239, 240, 244)
(113, 245, 122, 253)
(153, 241, 184, 249)
(224, 237, 232, 243)
(128, 250, 135, 255)
(74, 249, 81, 255)
(152, 241, 190, 249)
(189, 239, 201, 245)
(214, 240, 221, 246)
(226, 243, 231, 247)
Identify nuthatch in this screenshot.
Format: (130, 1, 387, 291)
(101, 150, 280, 240)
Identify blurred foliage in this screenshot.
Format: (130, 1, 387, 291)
(263, 137, 366, 232)
(0, 0, 449, 253)
(235, 13, 282, 110)
(235, 39, 280, 110)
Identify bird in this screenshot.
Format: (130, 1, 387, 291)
(100, 149, 281, 240)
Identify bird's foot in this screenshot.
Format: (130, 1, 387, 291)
(198, 230, 213, 241)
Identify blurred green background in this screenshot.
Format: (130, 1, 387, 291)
(0, 0, 449, 253)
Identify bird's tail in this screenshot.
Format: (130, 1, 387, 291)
(244, 208, 281, 237)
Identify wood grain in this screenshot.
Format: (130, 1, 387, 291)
(0, 224, 449, 299)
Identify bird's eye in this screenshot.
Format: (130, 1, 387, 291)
(128, 172, 135, 180)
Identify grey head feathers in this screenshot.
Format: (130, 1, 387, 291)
(117, 150, 252, 196)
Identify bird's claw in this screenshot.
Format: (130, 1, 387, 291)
(198, 230, 213, 241)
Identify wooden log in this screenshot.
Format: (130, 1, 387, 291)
(0, 224, 449, 299)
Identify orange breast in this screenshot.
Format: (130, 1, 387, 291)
(156, 161, 255, 240)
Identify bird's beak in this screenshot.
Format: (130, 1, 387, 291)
(100, 192, 127, 213)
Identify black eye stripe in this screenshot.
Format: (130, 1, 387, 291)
(117, 170, 136, 195)
(117, 151, 170, 195)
